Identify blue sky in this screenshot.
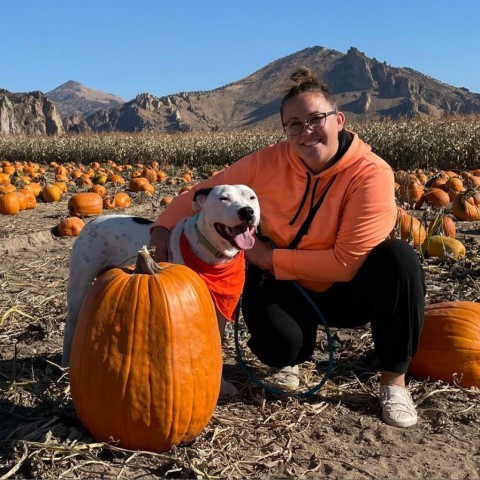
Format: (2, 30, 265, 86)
(1, 1, 479, 100)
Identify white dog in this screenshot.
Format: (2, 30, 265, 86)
(62, 184, 260, 397)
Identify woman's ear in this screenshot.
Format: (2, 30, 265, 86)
(336, 111, 346, 131)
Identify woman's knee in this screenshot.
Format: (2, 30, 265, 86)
(367, 239, 424, 282)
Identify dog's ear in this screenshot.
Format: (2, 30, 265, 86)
(192, 188, 213, 211)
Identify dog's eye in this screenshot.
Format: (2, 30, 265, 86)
(219, 197, 230, 201)
(250, 196, 256, 200)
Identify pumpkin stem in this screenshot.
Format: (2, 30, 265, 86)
(134, 245, 160, 275)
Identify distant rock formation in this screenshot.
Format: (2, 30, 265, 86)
(83, 93, 200, 133)
(0, 90, 64, 135)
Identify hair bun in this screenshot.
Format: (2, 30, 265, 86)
(280, 66, 336, 114)
(290, 67, 317, 85)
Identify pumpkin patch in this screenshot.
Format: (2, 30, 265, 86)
(0, 136, 479, 476)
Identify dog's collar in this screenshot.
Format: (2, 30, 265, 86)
(193, 214, 228, 258)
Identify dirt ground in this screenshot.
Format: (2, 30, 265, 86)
(0, 184, 479, 479)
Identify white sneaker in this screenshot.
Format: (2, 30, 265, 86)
(380, 385, 418, 428)
(266, 365, 300, 389)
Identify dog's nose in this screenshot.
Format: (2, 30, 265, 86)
(238, 206, 255, 223)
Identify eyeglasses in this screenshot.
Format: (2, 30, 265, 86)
(282, 111, 337, 136)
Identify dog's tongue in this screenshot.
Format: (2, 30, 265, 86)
(231, 226, 255, 250)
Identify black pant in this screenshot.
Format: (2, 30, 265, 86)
(241, 239, 425, 374)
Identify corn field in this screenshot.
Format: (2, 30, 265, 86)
(0, 116, 479, 171)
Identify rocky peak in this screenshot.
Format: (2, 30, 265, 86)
(132, 93, 165, 111)
(327, 47, 375, 93)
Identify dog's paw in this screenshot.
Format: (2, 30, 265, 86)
(219, 377, 239, 398)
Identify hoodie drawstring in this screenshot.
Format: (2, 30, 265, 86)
(288, 171, 312, 225)
(287, 175, 337, 249)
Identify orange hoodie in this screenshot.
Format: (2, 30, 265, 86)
(152, 132, 397, 292)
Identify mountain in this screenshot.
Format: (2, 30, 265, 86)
(46, 80, 125, 118)
(2, 46, 480, 136)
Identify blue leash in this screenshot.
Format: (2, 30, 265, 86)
(234, 280, 334, 398)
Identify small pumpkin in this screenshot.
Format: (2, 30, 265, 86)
(0, 173, 11, 183)
(55, 165, 69, 181)
(141, 167, 158, 183)
(156, 169, 168, 181)
(414, 188, 450, 209)
(427, 215, 456, 238)
(103, 196, 116, 210)
(11, 191, 27, 211)
(68, 192, 103, 217)
(391, 209, 426, 249)
(408, 301, 480, 387)
(42, 184, 63, 203)
(77, 174, 93, 186)
(138, 182, 155, 196)
(128, 177, 150, 192)
(53, 181, 68, 194)
(397, 177, 424, 208)
(426, 175, 447, 190)
(93, 174, 108, 185)
(451, 189, 480, 221)
(89, 184, 107, 197)
(23, 182, 43, 197)
(443, 176, 464, 196)
(114, 192, 131, 208)
(465, 174, 480, 188)
(16, 189, 37, 210)
(106, 173, 125, 185)
(0, 192, 21, 215)
(0, 183, 16, 194)
(160, 195, 174, 207)
(57, 216, 85, 237)
(69, 246, 222, 453)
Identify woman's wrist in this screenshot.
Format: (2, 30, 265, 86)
(262, 249, 274, 275)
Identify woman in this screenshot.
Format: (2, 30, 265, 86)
(150, 67, 425, 428)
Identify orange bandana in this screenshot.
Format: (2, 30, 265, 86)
(180, 231, 245, 322)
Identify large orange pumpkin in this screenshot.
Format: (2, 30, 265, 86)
(69, 247, 222, 453)
(408, 301, 480, 388)
(68, 192, 103, 217)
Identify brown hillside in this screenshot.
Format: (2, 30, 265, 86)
(82, 46, 480, 133)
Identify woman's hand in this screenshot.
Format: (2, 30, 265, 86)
(245, 238, 274, 275)
(149, 226, 171, 262)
